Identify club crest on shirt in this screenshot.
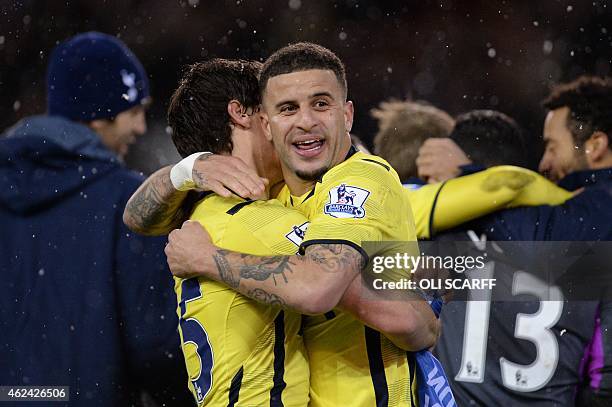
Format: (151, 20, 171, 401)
(324, 184, 370, 218)
(285, 222, 309, 247)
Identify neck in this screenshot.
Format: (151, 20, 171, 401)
(591, 152, 612, 171)
(283, 172, 316, 197)
(269, 180, 285, 198)
(231, 128, 272, 199)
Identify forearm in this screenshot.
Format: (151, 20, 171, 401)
(338, 276, 439, 351)
(410, 165, 573, 238)
(123, 166, 192, 235)
(196, 245, 362, 315)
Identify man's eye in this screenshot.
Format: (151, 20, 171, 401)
(314, 100, 329, 108)
(281, 105, 296, 113)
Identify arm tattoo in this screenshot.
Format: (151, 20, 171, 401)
(247, 288, 287, 306)
(210, 244, 364, 295)
(192, 153, 211, 189)
(213, 250, 240, 289)
(124, 167, 191, 234)
(212, 250, 296, 287)
(305, 244, 365, 273)
(239, 256, 293, 285)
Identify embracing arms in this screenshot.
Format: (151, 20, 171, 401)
(166, 221, 438, 351)
(408, 165, 574, 239)
(123, 154, 267, 235)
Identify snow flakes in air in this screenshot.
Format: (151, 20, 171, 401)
(543, 40, 553, 54)
(288, 0, 302, 10)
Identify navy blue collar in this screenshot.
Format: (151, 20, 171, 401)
(558, 168, 612, 190)
(402, 176, 426, 186)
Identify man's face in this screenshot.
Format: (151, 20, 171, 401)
(539, 107, 588, 182)
(261, 69, 353, 182)
(94, 106, 147, 158)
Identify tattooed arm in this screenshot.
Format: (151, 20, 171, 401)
(166, 221, 438, 350)
(165, 221, 363, 314)
(123, 154, 267, 235)
(211, 243, 438, 350)
(123, 165, 193, 235)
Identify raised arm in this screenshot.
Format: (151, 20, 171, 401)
(123, 165, 192, 235)
(408, 165, 575, 239)
(123, 154, 267, 235)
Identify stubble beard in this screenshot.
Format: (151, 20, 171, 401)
(295, 166, 329, 182)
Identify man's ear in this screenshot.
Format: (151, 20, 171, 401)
(344, 100, 354, 133)
(585, 131, 609, 163)
(261, 111, 273, 142)
(227, 100, 250, 129)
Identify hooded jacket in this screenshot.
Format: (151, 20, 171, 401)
(0, 116, 192, 406)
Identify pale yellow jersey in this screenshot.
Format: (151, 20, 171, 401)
(405, 165, 573, 239)
(175, 194, 310, 406)
(277, 147, 419, 407)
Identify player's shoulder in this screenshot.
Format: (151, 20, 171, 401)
(322, 151, 401, 188)
(194, 194, 305, 222)
(226, 198, 309, 253)
(192, 193, 241, 216)
(233, 198, 307, 222)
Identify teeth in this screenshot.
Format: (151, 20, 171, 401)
(295, 139, 321, 145)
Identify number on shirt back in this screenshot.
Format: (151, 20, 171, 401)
(180, 278, 214, 403)
(455, 263, 564, 392)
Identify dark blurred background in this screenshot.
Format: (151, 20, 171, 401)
(1, 0, 610, 173)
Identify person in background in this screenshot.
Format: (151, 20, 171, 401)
(414, 78, 612, 406)
(0, 32, 193, 406)
(416, 109, 527, 183)
(371, 99, 454, 185)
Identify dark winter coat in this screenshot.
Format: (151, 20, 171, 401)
(0, 116, 193, 406)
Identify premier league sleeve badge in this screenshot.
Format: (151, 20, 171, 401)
(324, 184, 370, 218)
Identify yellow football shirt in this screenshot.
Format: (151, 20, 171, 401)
(405, 165, 573, 239)
(277, 148, 419, 407)
(175, 194, 310, 406)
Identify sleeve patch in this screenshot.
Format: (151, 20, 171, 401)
(285, 222, 310, 247)
(324, 184, 370, 219)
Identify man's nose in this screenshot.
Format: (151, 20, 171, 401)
(134, 111, 147, 136)
(295, 107, 318, 131)
(538, 152, 551, 175)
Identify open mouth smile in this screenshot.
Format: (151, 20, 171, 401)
(292, 138, 326, 158)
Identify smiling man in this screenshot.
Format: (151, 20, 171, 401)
(162, 43, 437, 406)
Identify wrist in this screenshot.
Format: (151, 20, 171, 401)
(170, 152, 212, 191)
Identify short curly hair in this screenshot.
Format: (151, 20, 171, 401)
(542, 76, 612, 148)
(259, 42, 347, 99)
(450, 110, 527, 168)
